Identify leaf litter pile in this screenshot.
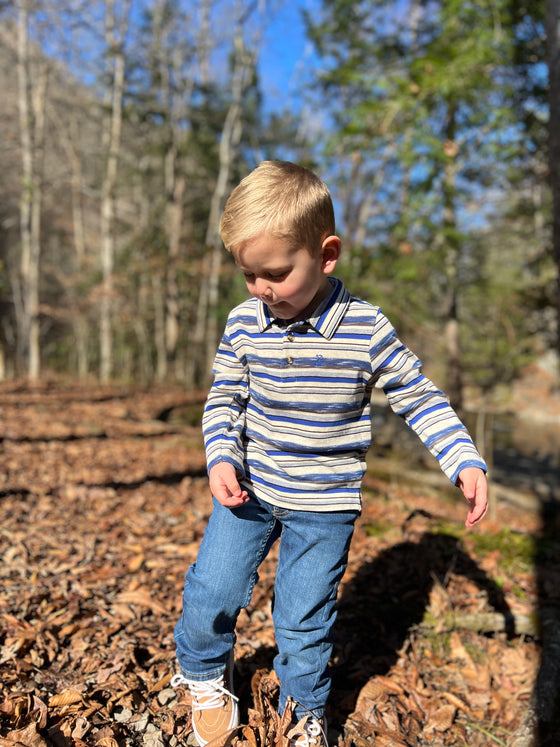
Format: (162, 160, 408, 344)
(0, 382, 558, 746)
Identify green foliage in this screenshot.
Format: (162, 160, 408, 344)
(460, 247, 544, 390)
(0, 0, 552, 386)
(305, 0, 550, 396)
(469, 529, 535, 575)
(508, 0, 548, 148)
(363, 517, 396, 538)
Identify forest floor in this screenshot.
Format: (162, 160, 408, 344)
(1, 381, 560, 747)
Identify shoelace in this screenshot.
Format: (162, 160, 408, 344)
(170, 673, 239, 711)
(303, 720, 322, 745)
(288, 716, 325, 747)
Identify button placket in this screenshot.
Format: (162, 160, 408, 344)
(285, 327, 296, 365)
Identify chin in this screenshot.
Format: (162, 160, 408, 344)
(267, 304, 290, 318)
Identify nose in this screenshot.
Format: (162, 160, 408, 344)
(253, 278, 271, 298)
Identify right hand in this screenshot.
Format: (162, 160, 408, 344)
(208, 462, 249, 507)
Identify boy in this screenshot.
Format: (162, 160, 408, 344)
(172, 161, 488, 746)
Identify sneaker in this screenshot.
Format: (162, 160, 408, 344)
(286, 714, 328, 747)
(171, 656, 239, 746)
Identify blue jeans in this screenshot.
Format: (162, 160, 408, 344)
(174, 494, 358, 719)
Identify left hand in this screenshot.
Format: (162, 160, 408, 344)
(456, 467, 488, 528)
(208, 461, 249, 508)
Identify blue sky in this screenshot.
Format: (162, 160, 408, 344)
(258, 2, 318, 112)
(16, 1, 319, 117)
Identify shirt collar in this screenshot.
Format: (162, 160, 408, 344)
(256, 277, 351, 339)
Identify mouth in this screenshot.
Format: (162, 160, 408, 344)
(268, 305, 293, 320)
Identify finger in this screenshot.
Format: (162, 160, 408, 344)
(218, 491, 250, 508)
(465, 499, 488, 527)
(223, 474, 243, 496)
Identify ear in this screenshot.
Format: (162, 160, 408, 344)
(321, 235, 341, 274)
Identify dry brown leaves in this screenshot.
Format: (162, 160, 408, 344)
(0, 382, 553, 746)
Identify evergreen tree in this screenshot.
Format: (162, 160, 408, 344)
(305, 0, 540, 407)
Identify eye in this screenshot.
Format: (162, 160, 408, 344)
(266, 271, 289, 281)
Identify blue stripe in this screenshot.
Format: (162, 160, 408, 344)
(248, 470, 363, 495)
(408, 401, 450, 427)
(246, 402, 365, 428)
(251, 371, 369, 385)
(202, 277, 486, 511)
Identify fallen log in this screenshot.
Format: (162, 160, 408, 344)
(414, 610, 537, 638)
(365, 457, 544, 512)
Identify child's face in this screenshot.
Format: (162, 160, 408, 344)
(233, 233, 340, 322)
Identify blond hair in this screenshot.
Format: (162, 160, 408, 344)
(220, 161, 335, 254)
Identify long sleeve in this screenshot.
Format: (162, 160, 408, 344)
(199, 284, 485, 512)
(202, 326, 249, 476)
(370, 310, 487, 484)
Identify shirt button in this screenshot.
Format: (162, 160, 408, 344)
(286, 357, 294, 365)
(287, 333, 295, 342)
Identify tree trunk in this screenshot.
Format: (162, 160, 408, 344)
(441, 106, 463, 412)
(56, 112, 90, 379)
(16, 2, 32, 375)
(204, 34, 251, 379)
(164, 165, 186, 378)
(444, 305, 463, 413)
(546, 0, 560, 367)
(152, 273, 167, 382)
(99, 0, 129, 383)
(149, 0, 195, 382)
(197, 2, 258, 385)
(16, 1, 47, 381)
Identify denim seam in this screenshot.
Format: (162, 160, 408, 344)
(173, 630, 228, 681)
(177, 666, 226, 682)
(241, 515, 279, 608)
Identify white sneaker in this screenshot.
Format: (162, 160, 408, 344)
(287, 714, 328, 747)
(171, 656, 239, 745)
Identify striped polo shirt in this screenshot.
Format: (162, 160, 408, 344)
(202, 277, 486, 512)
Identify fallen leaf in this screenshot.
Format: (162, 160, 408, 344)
(424, 704, 456, 733)
(116, 589, 167, 616)
(0, 722, 47, 747)
(48, 691, 83, 707)
(0, 384, 545, 746)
